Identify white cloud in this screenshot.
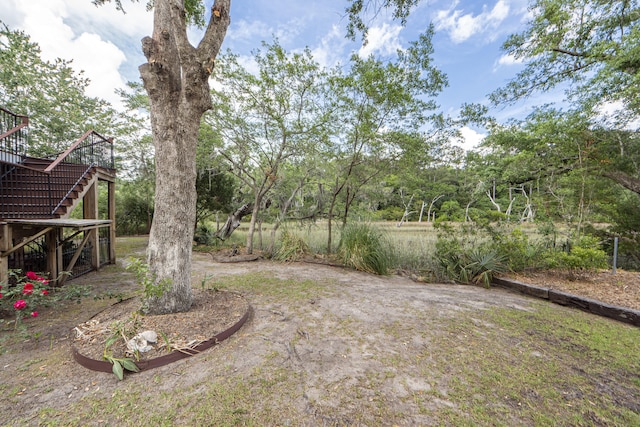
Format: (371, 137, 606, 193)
(496, 53, 521, 66)
(311, 25, 349, 68)
(493, 52, 524, 71)
(4, 0, 152, 109)
(237, 55, 260, 76)
(456, 126, 486, 150)
(229, 19, 272, 43)
(434, 0, 510, 44)
(358, 23, 402, 58)
(594, 100, 640, 130)
(227, 16, 304, 48)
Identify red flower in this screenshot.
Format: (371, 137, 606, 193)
(30, 311, 38, 318)
(13, 300, 27, 310)
(41, 279, 49, 285)
(23, 283, 34, 295)
(0, 293, 3, 299)
(41, 289, 49, 296)
(25, 271, 38, 280)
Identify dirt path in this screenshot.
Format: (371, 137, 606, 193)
(1, 253, 638, 426)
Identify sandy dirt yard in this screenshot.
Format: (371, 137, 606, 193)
(0, 251, 638, 426)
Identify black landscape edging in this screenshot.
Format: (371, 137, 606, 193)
(72, 302, 251, 374)
(492, 276, 640, 327)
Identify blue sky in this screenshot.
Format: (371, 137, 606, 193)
(2, 0, 558, 148)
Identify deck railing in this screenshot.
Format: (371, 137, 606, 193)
(45, 130, 114, 171)
(0, 107, 29, 163)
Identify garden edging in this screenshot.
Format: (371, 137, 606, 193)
(492, 277, 640, 327)
(72, 302, 252, 374)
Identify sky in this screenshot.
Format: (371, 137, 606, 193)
(1, 0, 560, 149)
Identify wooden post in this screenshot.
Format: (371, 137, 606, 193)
(108, 180, 116, 264)
(84, 181, 100, 270)
(56, 228, 63, 281)
(46, 228, 58, 281)
(0, 223, 11, 284)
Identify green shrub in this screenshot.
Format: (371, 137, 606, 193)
(491, 228, 546, 272)
(376, 206, 404, 221)
(434, 236, 465, 281)
(274, 231, 309, 262)
(194, 225, 216, 246)
(338, 223, 393, 275)
(544, 235, 608, 272)
(434, 237, 506, 287)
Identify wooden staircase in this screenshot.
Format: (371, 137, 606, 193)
(0, 157, 98, 219)
(0, 106, 114, 220)
(0, 106, 117, 284)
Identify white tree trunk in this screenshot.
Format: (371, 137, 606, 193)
(418, 200, 426, 222)
(141, 0, 230, 314)
(397, 192, 414, 227)
(426, 194, 444, 223)
(486, 190, 501, 212)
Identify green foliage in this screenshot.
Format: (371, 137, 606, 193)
(345, 0, 420, 41)
(0, 270, 79, 329)
(438, 200, 464, 222)
(544, 235, 609, 272)
(92, 0, 205, 27)
(464, 248, 507, 288)
(492, 0, 640, 122)
(0, 270, 51, 329)
(116, 180, 154, 235)
(376, 206, 404, 221)
(274, 231, 309, 262)
(195, 169, 235, 227)
(338, 223, 393, 275)
(125, 258, 171, 312)
(490, 227, 546, 272)
(593, 192, 640, 270)
(434, 225, 506, 287)
(193, 225, 216, 246)
(102, 313, 142, 380)
(209, 40, 334, 252)
(105, 356, 140, 381)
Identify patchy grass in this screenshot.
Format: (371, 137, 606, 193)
(115, 235, 149, 259)
(1, 260, 639, 426)
(208, 271, 334, 302)
(421, 303, 640, 426)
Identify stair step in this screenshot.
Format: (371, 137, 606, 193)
(2, 157, 99, 219)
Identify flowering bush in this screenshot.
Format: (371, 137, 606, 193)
(1, 269, 50, 329)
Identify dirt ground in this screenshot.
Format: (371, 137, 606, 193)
(0, 251, 638, 425)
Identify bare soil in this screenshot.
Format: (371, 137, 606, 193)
(0, 251, 638, 425)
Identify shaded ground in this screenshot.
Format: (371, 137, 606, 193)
(0, 249, 639, 426)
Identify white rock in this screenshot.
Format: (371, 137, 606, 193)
(140, 330, 158, 343)
(127, 336, 146, 352)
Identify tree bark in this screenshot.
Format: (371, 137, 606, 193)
(216, 203, 252, 240)
(141, 0, 230, 314)
(602, 171, 640, 195)
(426, 194, 444, 223)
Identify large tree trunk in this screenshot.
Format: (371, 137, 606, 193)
(602, 171, 640, 195)
(141, 0, 230, 314)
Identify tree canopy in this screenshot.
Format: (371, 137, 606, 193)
(491, 0, 640, 125)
